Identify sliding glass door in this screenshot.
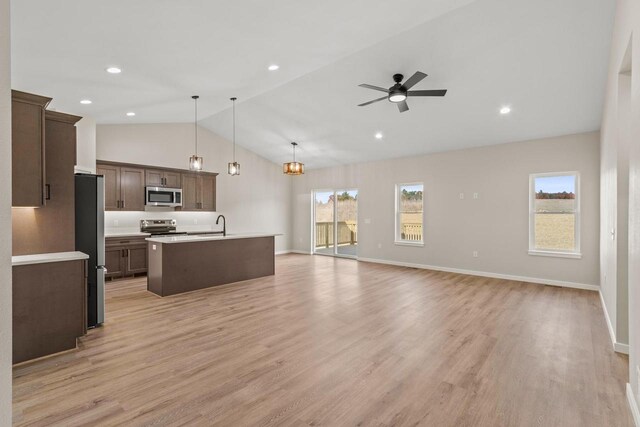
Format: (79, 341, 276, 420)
(313, 189, 358, 258)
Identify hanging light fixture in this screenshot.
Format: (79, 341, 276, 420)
(228, 97, 240, 176)
(189, 95, 203, 171)
(283, 142, 304, 175)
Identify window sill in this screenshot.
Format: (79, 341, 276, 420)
(528, 250, 582, 259)
(394, 241, 424, 247)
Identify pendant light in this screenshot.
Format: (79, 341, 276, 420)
(189, 95, 203, 171)
(283, 142, 304, 175)
(227, 97, 240, 176)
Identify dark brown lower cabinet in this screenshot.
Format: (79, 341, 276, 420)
(106, 237, 148, 279)
(13, 259, 87, 364)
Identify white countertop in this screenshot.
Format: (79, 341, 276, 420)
(146, 233, 280, 244)
(105, 231, 151, 238)
(105, 227, 222, 238)
(12, 251, 89, 266)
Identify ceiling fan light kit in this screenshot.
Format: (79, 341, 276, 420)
(358, 71, 447, 113)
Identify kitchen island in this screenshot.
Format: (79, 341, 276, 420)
(146, 233, 278, 296)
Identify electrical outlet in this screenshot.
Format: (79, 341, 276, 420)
(364, 218, 372, 224)
(473, 251, 479, 258)
(473, 192, 479, 199)
(378, 243, 382, 249)
(299, 237, 303, 243)
(459, 193, 464, 199)
(113, 220, 119, 226)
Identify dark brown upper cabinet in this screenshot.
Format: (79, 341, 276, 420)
(145, 169, 181, 188)
(96, 164, 145, 211)
(12, 110, 82, 256)
(97, 161, 217, 212)
(11, 90, 52, 207)
(180, 173, 216, 212)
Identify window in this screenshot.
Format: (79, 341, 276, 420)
(395, 183, 424, 245)
(529, 172, 580, 258)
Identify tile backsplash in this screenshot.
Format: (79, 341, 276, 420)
(105, 210, 223, 234)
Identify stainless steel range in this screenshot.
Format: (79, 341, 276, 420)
(140, 219, 187, 236)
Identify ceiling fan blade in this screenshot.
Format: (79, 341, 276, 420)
(397, 100, 409, 113)
(358, 96, 387, 107)
(402, 71, 427, 89)
(359, 84, 389, 93)
(408, 89, 447, 97)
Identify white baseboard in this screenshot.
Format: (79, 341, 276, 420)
(627, 383, 640, 426)
(598, 290, 630, 354)
(357, 257, 599, 291)
(275, 250, 291, 255)
(616, 342, 630, 354)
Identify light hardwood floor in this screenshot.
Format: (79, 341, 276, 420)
(13, 254, 633, 426)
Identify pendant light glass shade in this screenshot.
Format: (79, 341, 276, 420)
(189, 95, 203, 171)
(228, 161, 240, 175)
(189, 155, 203, 171)
(228, 97, 240, 176)
(283, 142, 304, 175)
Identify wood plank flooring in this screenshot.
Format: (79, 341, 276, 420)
(13, 254, 633, 426)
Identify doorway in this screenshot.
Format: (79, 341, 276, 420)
(313, 189, 358, 258)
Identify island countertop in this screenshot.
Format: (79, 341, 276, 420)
(146, 233, 281, 244)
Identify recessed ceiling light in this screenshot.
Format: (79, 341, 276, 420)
(375, 132, 383, 139)
(80, 99, 92, 105)
(126, 112, 136, 116)
(500, 106, 511, 115)
(106, 67, 122, 74)
(268, 64, 279, 71)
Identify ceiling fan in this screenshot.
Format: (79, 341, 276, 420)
(358, 71, 447, 113)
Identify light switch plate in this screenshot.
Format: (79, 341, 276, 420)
(459, 193, 464, 199)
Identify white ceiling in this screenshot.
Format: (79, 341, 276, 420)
(11, 0, 472, 121)
(12, 0, 614, 169)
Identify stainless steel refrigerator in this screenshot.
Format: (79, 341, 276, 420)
(75, 174, 105, 327)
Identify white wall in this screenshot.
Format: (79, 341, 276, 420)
(0, 0, 11, 421)
(76, 116, 96, 174)
(292, 132, 600, 287)
(96, 123, 292, 252)
(601, 0, 640, 414)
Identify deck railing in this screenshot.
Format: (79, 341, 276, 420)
(401, 223, 423, 241)
(315, 221, 357, 248)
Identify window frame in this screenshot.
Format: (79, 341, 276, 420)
(528, 171, 581, 259)
(395, 182, 425, 247)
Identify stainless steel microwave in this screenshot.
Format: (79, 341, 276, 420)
(145, 187, 182, 207)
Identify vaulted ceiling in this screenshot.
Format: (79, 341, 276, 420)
(12, 0, 614, 168)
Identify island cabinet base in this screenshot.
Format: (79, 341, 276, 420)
(147, 236, 275, 296)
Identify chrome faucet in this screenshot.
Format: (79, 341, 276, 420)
(216, 215, 226, 236)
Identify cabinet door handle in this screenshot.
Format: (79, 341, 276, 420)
(45, 184, 51, 200)
(122, 200, 125, 209)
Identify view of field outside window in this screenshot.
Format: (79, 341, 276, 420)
(314, 190, 358, 256)
(397, 184, 423, 242)
(533, 174, 577, 252)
